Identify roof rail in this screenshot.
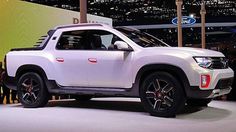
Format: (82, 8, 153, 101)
(55, 23, 104, 29)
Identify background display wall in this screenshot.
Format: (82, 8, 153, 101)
(0, 0, 112, 61)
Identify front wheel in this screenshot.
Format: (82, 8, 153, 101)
(140, 72, 186, 117)
(17, 72, 49, 108)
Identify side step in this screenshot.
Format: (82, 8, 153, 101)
(46, 81, 139, 97)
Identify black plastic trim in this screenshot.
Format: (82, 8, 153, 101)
(6, 63, 231, 99)
(215, 77, 234, 89)
(10, 47, 44, 51)
(15, 65, 48, 81)
(10, 30, 56, 51)
(187, 77, 234, 99)
(135, 64, 191, 97)
(186, 86, 213, 99)
(5, 65, 49, 91)
(46, 80, 139, 97)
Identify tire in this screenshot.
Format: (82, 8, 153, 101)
(17, 72, 49, 108)
(140, 72, 186, 117)
(74, 95, 92, 101)
(187, 98, 212, 107)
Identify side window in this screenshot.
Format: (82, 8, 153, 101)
(101, 34, 113, 48)
(56, 30, 89, 50)
(56, 30, 123, 50)
(87, 30, 123, 50)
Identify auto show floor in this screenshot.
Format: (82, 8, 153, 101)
(0, 98, 236, 132)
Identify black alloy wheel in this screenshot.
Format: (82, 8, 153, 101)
(140, 72, 185, 117)
(17, 72, 49, 108)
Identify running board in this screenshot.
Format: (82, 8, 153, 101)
(46, 80, 139, 97)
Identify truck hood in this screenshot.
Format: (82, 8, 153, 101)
(144, 47, 224, 57)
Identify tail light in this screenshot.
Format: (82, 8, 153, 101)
(201, 74, 211, 88)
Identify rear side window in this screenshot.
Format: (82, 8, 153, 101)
(56, 30, 87, 50)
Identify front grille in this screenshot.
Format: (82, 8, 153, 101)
(215, 78, 234, 89)
(210, 57, 229, 69)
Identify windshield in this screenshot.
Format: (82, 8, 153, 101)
(116, 27, 169, 47)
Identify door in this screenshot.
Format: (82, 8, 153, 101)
(53, 29, 133, 88)
(85, 30, 134, 88)
(87, 50, 133, 88)
(53, 30, 90, 87)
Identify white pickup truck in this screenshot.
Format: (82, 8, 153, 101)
(4, 23, 234, 117)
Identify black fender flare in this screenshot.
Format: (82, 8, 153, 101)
(16, 64, 48, 82)
(134, 64, 191, 96)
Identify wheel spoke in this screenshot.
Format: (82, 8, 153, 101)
(146, 91, 156, 98)
(23, 93, 30, 100)
(23, 78, 29, 84)
(153, 79, 161, 92)
(31, 93, 37, 101)
(22, 83, 30, 88)
(153, 99, 162, 110)
(162, 84, 173, 94)
(164, 96, 173, 107)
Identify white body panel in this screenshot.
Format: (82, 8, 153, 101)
(6, 24, 234, 91)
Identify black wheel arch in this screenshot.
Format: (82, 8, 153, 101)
(16, 65, 48, 82)
(135, 64, 191, 96)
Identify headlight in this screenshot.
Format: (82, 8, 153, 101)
(193, 57, 212, 69)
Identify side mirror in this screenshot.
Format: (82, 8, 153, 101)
(114, 41, 133, 51)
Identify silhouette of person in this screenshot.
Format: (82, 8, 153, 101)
(11, 90, 17, 103)
(1, 69, 10, 104)
(0, 62, 3, 104)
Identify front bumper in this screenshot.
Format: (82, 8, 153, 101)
(187, 77, 234, 99)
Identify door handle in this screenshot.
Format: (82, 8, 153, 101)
(56, 58, 64, 62)
(88, 58, 97, 63)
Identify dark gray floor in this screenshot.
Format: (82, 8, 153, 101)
(0, 98, 235, 132)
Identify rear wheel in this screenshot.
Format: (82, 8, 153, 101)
(140, 72, 185, 117)
(17, 72, 49, 108)
(187, 98, 212, 107)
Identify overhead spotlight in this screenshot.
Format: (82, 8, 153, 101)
(189, 13, 195, 18)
